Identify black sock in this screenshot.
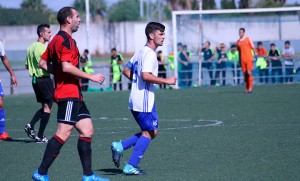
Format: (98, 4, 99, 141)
(29, 108, 43, 129)
(38, 135, 65, 175)
(37, 112, 50, 138)
(77, 137, 93, 176)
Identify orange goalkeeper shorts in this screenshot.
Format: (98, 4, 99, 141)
(241, 60, 253, 73)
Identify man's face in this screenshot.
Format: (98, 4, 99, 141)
(285, 43, 290, 49)
(258, 44, 263, 49)
(231, 47, 237, 52)
(271, 45, 275, 51)
(152, 30, 165, 47)
(204, 41, 209, 48)
(70, 9, 81, 33)
(239, 30, 244, 38)
(42, 28, 51, 42)
(112, 50, 117, 56)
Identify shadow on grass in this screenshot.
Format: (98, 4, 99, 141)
(95, 168, 123, 175)
(3, 139, 35, 143)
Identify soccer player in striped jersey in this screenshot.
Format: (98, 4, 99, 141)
(237, 28, 256, 93)
(111, 22, 177, 175)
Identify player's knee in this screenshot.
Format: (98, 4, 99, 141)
(56, 130, 72, 142)
(80, 127, 94, 138)
(142, 130, 158, 140)
(0, 102, 3, 109)
(43, 102, 53, 113)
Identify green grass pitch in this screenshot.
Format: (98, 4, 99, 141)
(1, 84, 300, 181)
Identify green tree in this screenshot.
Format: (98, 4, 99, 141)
(21, 0, 47, 12)
(221, 0, 236, 9)
(203, 0, 216, 10)
(108, 0, 140, 22)
(256, 0, 286, 8)
(73, 0, 107, 19)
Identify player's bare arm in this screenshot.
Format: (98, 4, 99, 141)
(142, 72, 176, 85)
(61, 61, 105, 84)
(1, 55, 17, 85)
(39, 59, 54, 74)
(122, 67, 132, 80)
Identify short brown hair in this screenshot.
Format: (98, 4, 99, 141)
(57, 7, 76, 25)
(145, 22, 165, 41)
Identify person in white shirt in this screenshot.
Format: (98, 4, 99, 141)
(111, 22, 177, 175)
(282, 40, 295, 83)
(0, 40, 18, 140)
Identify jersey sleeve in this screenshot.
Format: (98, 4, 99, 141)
(291, 47, 295, 55)
(142, 51, 156, 73)
(0, 41, 5, 57)
(61, 45, 73, 62)
(41, 48, 49, 61)
(263, 48, 267, 56)
(126, 54, 135, 70)
(248, 37, 255, 49)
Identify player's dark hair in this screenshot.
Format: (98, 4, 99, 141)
(37, 24, 50, 37)
(270, 43, 275, 47)
(145, 22, 165, 41)
(57, 7, 76, 25)
(183, 45, 187, 49)
(177, 42, 183, 47)
(285, 40, 290, 45)
(111, 48, 117, 52)
(206, 41, 211, 46)
(231, 44, 237, 49)
(257, 41, 263, 46)
(157, 50, 162, 54)
(84, 49, 89, 54)
(239, 28, 245, 32)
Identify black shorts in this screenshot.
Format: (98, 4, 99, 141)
(32, 77, 54, 104)
(57, 101, 91, 125)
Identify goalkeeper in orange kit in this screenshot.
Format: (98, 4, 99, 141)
(237, 28, 256, 93)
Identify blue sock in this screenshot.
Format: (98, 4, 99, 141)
(0, 109, 6, 134)
(128, 136, 151, 167)
(121, 133, 141, 150)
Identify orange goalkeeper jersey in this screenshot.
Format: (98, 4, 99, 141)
(237, 36, 254, 62)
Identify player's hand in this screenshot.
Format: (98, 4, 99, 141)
(183, 62, 188, 66)
(89, 73, 105, 84)
(166, 77, 177, 85)
(11, 75, 17, 86)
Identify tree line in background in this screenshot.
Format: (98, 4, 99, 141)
(0, 0, 295, 25)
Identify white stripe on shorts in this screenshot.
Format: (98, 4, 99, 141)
(65, 101, 73, 121)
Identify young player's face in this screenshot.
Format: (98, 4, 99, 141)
(271, 46, 275, 51)
(153, 30, 165, 46)
(239, 30, 244, 38)
(204, 42, 209, 48)
(285, 43, 290, 49)
(42, 28, 52, 42)
(112, 50, 117, 56)
(70, 9, 81, 33)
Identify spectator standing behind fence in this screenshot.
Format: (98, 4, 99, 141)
(255, 42, 268, 84)
(282, 40, 295, 83)
(178, 45, 192, 88)
(268, 43, 283, 84)
(80, 49, 94, 91)
(157, 50, 167, 89)
(111, 48, 123, 91)
(227, 44, 240, 85)
(201, 41, 215, 86)
(214, 43, 227, 86)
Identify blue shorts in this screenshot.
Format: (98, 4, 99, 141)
(0, 81, 4, 97)
(131, 104, 159, 131)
